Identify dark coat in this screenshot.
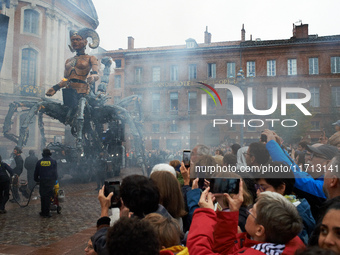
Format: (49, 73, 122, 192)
(0, 161, 14, 182)
(13, 154, 24, 176)
(24, 155, 38, 171)
(34, 156, 58, 182)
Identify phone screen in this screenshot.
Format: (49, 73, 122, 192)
(104, 181, 121, 208)
(183, 150, 191, 167)
(210, 178, 240, 194)
(198, 178, 205, 189)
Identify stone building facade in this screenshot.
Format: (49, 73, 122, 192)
(101, 23, 340, 151)
(0, 0, 98, 157)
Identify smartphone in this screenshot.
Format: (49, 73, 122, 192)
(104, 180, 121, 208)
(198, 178, 205, 190)
(260, 133, 267, 143)
(183, 150, 191, 168)
(209, 178, 240, 195)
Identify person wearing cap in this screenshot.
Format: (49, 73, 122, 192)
(34, 148, 58, 218)
(318, 120, 340, 148)
(332, 120, 340, 131)
(305, 144, 338, 179)
(328, 120, 340, 149)
(150, 163, 177, 177)
(10, 146, 24, 203)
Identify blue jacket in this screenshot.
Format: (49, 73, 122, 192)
(266, 140, 326, 218)
(186, 188, 201, 222)
(296, 198, 316, 244)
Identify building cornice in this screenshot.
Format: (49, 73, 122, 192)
(104, 35, 340, 57)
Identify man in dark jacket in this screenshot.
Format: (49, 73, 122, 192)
(10, 146, 24, 203)
(24, 150, 38, 192)
(0, 155, 14, 213)
(34, 148, 58, 218)
(93, 175, 173, 254)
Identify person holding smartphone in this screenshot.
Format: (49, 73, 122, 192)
(92, 174, 173, 254)
(187, 183, 305, 255)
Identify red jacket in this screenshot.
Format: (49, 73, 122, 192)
(187, 208, 305, 255)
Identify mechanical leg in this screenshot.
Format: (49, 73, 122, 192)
(75, 97, 87, 152)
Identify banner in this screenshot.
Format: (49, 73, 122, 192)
(0, 14, 9, 72)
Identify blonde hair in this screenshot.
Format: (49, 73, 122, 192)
(169, 160, 181, 169)
(256, 191, 302, 244)
(213, 155, 224, 166)
(143, 213, 181, 249)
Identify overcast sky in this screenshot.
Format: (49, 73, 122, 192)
(92, 0, 340, 51)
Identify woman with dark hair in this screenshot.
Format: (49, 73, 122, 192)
(309, 200, 340, 254)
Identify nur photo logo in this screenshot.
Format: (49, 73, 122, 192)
(197, 82, 222, 115)
(198, 83, 312, 128)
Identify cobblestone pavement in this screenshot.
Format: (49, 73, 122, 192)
(0, 167, 144, 255)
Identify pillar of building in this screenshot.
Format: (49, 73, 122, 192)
(0, 6, 15, 93)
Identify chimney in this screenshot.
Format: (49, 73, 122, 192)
(292, 23, 308, 39)
(241, 24, 245, 41)
(128, 36, 134, 49)
(204, 26, 211, 44)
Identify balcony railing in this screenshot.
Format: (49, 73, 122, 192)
(20, 85, 42, 97)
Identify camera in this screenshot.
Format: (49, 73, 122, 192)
(104, 180, 121, 208)
(260, 133, 267, 143)
(183, 150, 191, 168)
(198, 178, 205, 190)
(209, 178, 240, 194)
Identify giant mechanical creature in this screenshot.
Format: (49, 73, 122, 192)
(3, 28, 146, 177)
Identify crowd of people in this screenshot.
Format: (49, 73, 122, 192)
(2, 122, 340, 254)
(83, 121, 340, 254)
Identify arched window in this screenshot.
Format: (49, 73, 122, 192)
(23, 9, 39, 35)
(21, 48, 37, 95)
